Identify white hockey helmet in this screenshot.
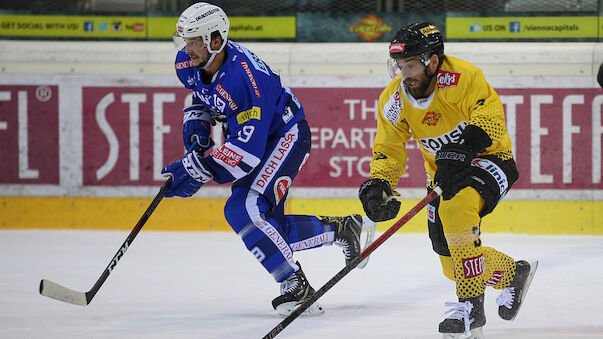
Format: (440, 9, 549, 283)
(175, 2, 230, 53)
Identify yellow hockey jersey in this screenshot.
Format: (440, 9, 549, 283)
(371, 55, 513, 190)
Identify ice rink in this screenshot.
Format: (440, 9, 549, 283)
(1, 229, 602, 339)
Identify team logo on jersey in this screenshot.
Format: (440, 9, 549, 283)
(437, 69, 461, 89)
(274, 176, 292, 203)
(216, 83, 239, 111)
(420, 121, 468, 154)
(211, 145, 243, 167)
(236, 106, 261, 124)
(240, 61, 261, 98)
(422, 111, 441, 126)
(471, 158, 509, 195)
(383, 89, 403, 126)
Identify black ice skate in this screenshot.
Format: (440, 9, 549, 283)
(271, 262, 324, 317)
(322, 214, 376, 269)
(496, 260, 539, 321)
(439, 294, 486, 339)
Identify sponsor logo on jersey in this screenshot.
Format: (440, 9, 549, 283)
(253, 219, 292, 260)
(485, 270, 505, 286)
(290, 233, 332, 251)
(236, 106, 261, 124)
(462, 255, 484, 279)
(383, 89, 403, 126)
(211, 145, 243, 167)
(240, 61, 261, 98)
(175, 60, 192, 70)
(216, 83, 239, 111)
(427, 204, 436, 223)
(437, 69, 461, 89)
(420, 121, 468, 154)
(253, 130, 298, 192)
(274, 176, 292, 203)
(471, 158, 509, 195)
(422, 111, 442, 126)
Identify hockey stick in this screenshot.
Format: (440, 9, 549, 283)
(262, 187, 442, 339)
(39, 178, 172, 306)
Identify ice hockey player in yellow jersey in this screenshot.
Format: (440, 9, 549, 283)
(358, 22, 538, 338)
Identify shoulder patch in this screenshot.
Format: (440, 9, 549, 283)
(437, 69, 461, 89)
(241, 46, 270, 75)
(382, 88, 403, 126)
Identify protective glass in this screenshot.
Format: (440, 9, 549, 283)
(386, 56, 430, 80)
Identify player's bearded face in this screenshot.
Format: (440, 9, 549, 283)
(396, 57, 432, 98)
(184, 37, 210, 67)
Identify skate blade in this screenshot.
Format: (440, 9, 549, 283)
(509, 260, 539, 321)
(441, 326, 484, 339)
(275, 301, 325, 318)
(357, 216, 377, 269)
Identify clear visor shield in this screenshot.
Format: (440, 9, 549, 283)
(386, 56, 430, 80)
(173, 32, 207, 51)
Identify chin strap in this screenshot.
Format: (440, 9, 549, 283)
(202, 52, 218, 70)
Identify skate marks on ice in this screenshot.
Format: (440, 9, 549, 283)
(1, 230, 602, 338)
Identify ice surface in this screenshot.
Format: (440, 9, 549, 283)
(1, 230, 602, 338)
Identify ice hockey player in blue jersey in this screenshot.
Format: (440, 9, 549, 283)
(161, 2, 376, 317)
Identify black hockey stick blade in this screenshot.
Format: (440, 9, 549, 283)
(262, 187, 442, 339)
(39, 178, 171, 306)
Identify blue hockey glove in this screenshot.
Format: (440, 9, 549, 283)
(183, 105, 214, 153)
(161, 150, 213, 198)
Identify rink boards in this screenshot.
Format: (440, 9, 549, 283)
(0, 41, 601, 234)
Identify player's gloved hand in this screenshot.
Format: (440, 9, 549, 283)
(183, 105, 214, 153)
(161, 150, 213, 198)
(434, 141, 473, 200)
(358, 178, 401, 222)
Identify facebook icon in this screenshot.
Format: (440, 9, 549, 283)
(509, 21, 521, 33)
(83, 21, 94, 32)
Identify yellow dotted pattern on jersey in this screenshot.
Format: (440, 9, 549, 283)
(370, 156, 404, 191)
(470, 98, 514, 161)
(482, 247, 516, 289)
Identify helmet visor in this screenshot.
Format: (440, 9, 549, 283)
(387, 56, 429, 80)
(173, 32, 185, 50)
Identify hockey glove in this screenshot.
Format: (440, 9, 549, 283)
(161, 150, 213, 198)
(358, 178, 401, 222)
(434, 142, 473, 200)
(435, 125, 493, 200)
(183, 105, 214, 153)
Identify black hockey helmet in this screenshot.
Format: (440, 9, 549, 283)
(389, 22, 444, 60)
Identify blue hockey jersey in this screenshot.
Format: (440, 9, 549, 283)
(174, 41, 305, 185)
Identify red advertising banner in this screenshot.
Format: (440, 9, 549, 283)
(0, 85, 59, 184)
(80, 86, 603, 190)
(82, 87, 189, 185)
